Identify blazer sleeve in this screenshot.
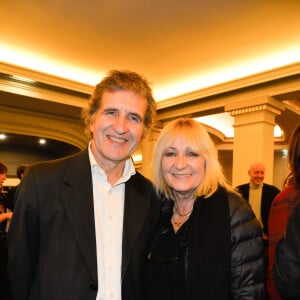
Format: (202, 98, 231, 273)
(7, 169, 40, 300)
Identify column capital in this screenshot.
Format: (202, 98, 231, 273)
(225, 96, 285, 117)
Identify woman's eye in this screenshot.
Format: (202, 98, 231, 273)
(187, 151, 198, 157)
(165, 152, 176, 157)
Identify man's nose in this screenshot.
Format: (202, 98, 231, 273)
(113, 116, 128, 134)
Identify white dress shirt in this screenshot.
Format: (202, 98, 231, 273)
(249, 182, 263, 228)
(88, 145, 136, 300)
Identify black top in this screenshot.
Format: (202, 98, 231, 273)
(144, 207, 190, 300)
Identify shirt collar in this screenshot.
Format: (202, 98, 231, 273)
(88, 142, 136, 185)
(250, 182, 263, 189)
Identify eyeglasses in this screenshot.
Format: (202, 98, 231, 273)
(147, 224, 190, 263)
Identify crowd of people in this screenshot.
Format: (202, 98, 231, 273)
(0, 162, 28, 299)
(1, 69, 300, 300)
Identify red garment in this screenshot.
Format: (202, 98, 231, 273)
(267, 184, 300, 300)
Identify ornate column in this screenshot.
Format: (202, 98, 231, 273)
(141, 123, 162, 180)
(225, 96, 284, 187)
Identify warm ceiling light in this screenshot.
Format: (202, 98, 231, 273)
(154, 46, 300, 101)
(39, 138, 46, 145)
(0, 133, 7, 140)
(0, 43, 299, 101)
(0, 43, 102, 86)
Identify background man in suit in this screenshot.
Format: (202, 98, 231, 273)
(235, 161, 280, 240)
(7, 70, 160, 300)
(235, 161, 280, 282)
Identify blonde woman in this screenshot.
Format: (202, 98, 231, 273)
(143, 118, 266, 300)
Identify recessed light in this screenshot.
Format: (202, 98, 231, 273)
(39, 138, 46, 145)
(0, 133, 7, 140)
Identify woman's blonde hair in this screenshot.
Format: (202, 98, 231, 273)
(152, 118, 233, 198)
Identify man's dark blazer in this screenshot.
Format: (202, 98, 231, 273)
(235, 183, 280, 236)
(7, 149, 160, 300)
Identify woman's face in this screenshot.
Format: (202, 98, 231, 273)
(161, 134, 206, 198)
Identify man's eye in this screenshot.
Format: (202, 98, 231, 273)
(128, 114, 141, 123)
(104, 110, 117, 116)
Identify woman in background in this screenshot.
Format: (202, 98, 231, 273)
(267, 124, 300, 299)
(143, 118, 266, 300)
(273, 199, 300, 299)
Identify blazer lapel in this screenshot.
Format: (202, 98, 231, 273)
(121, 174, 150, 279)
(61, 150, 98, 282)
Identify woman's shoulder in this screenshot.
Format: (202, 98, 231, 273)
(226, 191, 258, 226)
(226, 190, 245, 210)
(274, 184, 300, 200)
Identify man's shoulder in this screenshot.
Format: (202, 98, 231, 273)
(235, 183, 249, 190)
(128, 171, 154, 189)
(126, 172, 160, 207)
(263, 183, 280, 192)
(26, 149, 89, 177)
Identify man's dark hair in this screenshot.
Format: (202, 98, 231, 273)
(16, 164, 28, 179)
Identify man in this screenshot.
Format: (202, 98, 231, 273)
(235, 161, 280, 240)
(0, 161, 12, 228)
(5, 163, 29, 211)
(7, 70, 160, 300)
(235, 161, 280, 283)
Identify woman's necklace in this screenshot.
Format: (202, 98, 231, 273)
(172, 204, 193, 231)
(173, 203, 193, 217)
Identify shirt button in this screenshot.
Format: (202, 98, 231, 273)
(89, 283, 97, 291)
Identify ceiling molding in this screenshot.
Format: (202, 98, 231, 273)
(0, 62, 93, 94)
(157, 62, 300, 110)
(157, 71, 300, 122)
(0, 73, 90, 110)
